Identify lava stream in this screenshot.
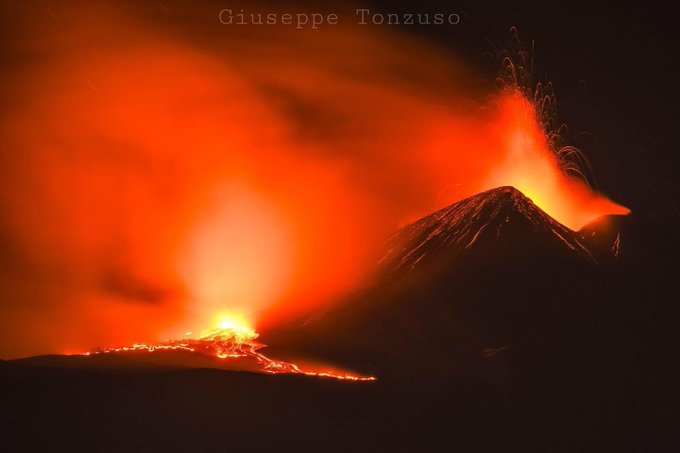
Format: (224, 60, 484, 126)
(82, 327, 376, 382)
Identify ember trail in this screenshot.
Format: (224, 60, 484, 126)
(82, 322, 376, 382)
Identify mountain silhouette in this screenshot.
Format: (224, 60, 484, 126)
(265, 186, 614, 379)
(380, 186, 594, 273)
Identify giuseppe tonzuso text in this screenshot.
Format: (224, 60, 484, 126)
(219, 8, 461, 30)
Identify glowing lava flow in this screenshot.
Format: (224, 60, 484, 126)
(82, 324, 376, 382)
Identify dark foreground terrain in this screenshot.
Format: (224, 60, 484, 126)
(1, 350, 676, 452)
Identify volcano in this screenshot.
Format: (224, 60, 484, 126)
(264, 186, 622, 378)
(380, 185, 594, 272)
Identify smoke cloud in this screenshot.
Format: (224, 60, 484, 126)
(0, 0, 625, 357)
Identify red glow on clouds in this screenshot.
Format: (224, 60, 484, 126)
(0, 1, 627, 358)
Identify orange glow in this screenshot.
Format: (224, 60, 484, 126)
(177, 186, 293, 333)
(483, 92, 629, 230)
(0, 1, 628, 358)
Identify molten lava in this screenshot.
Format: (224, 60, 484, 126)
(82, 319, 375, 382)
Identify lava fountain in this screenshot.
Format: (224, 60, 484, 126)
(484, 91, 629, 230)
